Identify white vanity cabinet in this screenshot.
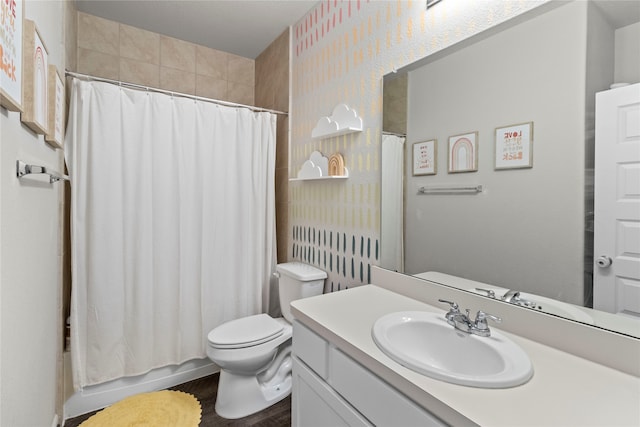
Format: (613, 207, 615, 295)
(292, 321, 445, 427)
(291, 284, 640, 426)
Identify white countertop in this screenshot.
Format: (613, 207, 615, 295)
(291, 285, 640, 427)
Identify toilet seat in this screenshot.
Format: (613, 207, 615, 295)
(208, 314, 284, 349)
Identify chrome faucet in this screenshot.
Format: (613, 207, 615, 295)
(438, 299, 502, 337)
(475, 287, 538, 309)
(502, 289, 521, 302)
(501, 290, 537, 308)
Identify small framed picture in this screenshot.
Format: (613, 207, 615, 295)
(413, 139, 437, 176)
(45, 65, 65, 148)
(495, 122, 533, 170)
(448, 132, 478, 173)
(21, 19, 48, 134)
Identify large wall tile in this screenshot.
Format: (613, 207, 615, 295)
(272, 70, 288, 112)
(227, 81, 254, 105)
(196, 45, 228, 80)
(77, 47, 119, 80)
(160, 67, 196, 95)
(120, 24, 160, 65)
(254, 77, 273, 109)
(65, 1, 78, 71)
(255, 29, 290, 268)
(77, 12, 119, 56)
(76, 11, 258, 106)
(160, 36, 196, 72)
(256, 29, 288, 112)
(275, 168, 289, 205)
(195, 74, 227, 99)
(120, 58, 159, 87)
(276, 116, 289, 169)
(276, 201, 289, 263)
(228, 54, 255, 86)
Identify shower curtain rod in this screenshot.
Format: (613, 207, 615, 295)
(65, 71, 288, 116)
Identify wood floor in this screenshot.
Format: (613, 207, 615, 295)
(63, 373, 292, 427)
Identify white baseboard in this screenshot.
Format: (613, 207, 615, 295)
(51, 414, 59, 427)
(62, 358, 218, 424)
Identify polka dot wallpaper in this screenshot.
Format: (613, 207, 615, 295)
(289, 0, 548, 291)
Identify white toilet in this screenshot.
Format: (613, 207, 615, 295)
(206, 262, 327, 419)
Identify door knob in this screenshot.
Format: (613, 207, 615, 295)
(596, 255, 613, 268)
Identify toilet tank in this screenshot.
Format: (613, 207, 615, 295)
(276, 262, 327, 323)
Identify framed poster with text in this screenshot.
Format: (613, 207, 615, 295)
(495, 122, 533, 170)
(0, 0, 23, 111)
(413, 139, 437, 176)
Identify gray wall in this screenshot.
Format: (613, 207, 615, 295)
(405, 1, 590, 304)
(615, 22, 640, 85)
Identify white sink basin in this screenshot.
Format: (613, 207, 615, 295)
(372, 311, 533, 388)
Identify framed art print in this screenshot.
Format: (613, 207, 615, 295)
(495, 122, 533, 170)
(448, 132, 478, 173)
(0, 0, 23, 111)
(413, 139, 437, 175)
(45, 65, 64, 148)
(21, 19, 48, 134)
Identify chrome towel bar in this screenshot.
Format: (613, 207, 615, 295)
(16, 160, 69, 183)
(418, 185, 483, 194)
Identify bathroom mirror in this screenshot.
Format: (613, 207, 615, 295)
(381, 0, 640, 338)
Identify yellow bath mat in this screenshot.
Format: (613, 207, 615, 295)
(79, 390, 201, 427)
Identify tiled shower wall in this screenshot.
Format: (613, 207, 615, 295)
(75, 11, 255, 105)
(255, 29, 291, 263)
(382, 73, 407, 135)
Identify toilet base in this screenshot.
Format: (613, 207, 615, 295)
(214, 368, 292, 419)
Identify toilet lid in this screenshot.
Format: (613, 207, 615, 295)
(207, 314, 284, 349)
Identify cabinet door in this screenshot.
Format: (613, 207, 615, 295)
(330, 348, 447, 427)
(292, 358, 372, 427)
(293, 321, 329, 378)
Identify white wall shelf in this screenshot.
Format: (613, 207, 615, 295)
(290, 168, 349, 182)
(293, 151, 349, 181)
(311, 104, 363, 139)
(312, 127, 361, 139)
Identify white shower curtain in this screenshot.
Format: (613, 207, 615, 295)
(65, 79, 277, 388)
(381, 134, 405, 273)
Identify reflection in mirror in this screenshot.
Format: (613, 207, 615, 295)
(381, 73, 407, 273)
(381, 0, 640, 338)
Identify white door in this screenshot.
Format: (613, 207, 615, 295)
(594, 83, 640, 316)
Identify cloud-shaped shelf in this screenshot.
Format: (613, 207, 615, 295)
(311, 104, 363, 139)
(292, 151, 349, 181)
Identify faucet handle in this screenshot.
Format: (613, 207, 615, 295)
(473, 311, 502, 335)
(438, 299, 459, 312)
(475, 288, 496, 298)
(439, 299, 460, 325)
